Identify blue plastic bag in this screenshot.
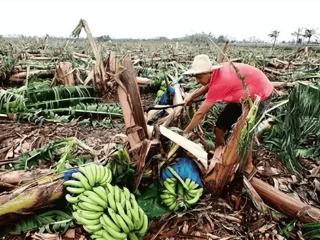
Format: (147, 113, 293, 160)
(160, 157, 203, 187)
(63, 169, 79, 181)
(159, 86, 175, 105)
(155, 86, 176, 118)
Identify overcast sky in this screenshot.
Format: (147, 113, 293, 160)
(0, 0, 319, 41)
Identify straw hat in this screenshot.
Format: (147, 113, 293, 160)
(184, 54, 222, 75)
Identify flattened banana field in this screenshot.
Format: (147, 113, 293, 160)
(0, 17, 320, 240)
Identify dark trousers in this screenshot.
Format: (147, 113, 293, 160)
(216, 103, 242, 131)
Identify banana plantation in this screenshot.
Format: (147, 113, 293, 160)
(0, 20, 320, 240)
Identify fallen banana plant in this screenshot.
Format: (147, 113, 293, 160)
(72, 19, 108, 94)
(264, 84, 320, 172)
(0, 173, 64, 224)
(0, 81, 122, 123)
(0, 169, 52, 189)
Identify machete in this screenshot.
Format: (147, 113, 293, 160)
(146, 97, 205, 112)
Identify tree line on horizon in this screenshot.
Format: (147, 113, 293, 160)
(0, 27, 318, 45)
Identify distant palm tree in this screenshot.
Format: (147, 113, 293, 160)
(291, 27, 303, 44)
(268, 30, 280, 49)
(304, 29, 316, 44)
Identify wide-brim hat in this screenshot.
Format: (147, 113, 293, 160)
(184, 54, 222, 75)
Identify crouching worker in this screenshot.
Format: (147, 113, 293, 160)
(183, 54, 273, 153)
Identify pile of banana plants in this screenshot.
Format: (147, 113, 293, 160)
(0, 80, 122, 123)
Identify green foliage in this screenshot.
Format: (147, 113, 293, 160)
(137, 182, 168, 219)
(302, 221, 320, 239)
(264, 84, 320, 172)
(19, 111, 70, 125)
(14, 137, 93, 171)
(238, 99, 260, 172)
(0, 88, 27, 112)
(178, 32, 227, 44)
(96, 35, 112, 42)
(14, 138, 67, 170)
(279, 220, 296, 239)
(10, 210, 73, 235)
(109, 147, 135, 187)
(0, 51, 17, 81)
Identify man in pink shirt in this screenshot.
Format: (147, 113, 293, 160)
(184, 54, 273, 147)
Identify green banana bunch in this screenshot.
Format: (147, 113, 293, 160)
(160, 177, 204, 211)
(65, 180, 148, 240)
(184, 178, 204, 207)
(99, 184, 148, 239)
(110, 149, 131, 177)
(160, 178, 179, 211)
(156, 80, 168, 98)
(64, 164, 112, 203)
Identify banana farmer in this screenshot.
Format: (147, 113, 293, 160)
(183, 54, 273, 149)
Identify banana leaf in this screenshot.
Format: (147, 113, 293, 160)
(264, 84, 320, 172)
(9, 210, 73, 235)
(0, 83, 122, 122)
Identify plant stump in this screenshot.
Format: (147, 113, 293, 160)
(204, 105, 250, 195)
(53, 62, 79, 86)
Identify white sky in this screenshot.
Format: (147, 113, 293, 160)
(0, 0, 319, 41)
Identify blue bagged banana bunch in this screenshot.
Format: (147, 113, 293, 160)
(160, 157, 203, 186)
(158, 86, 175, 105)
(160, 158, 204, 211)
